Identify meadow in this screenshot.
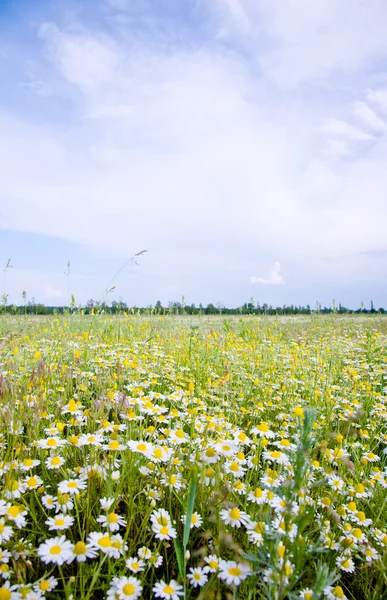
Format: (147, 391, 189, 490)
(0, 314, 386, 600)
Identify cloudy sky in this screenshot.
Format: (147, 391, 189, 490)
(1, 0, 387, 309)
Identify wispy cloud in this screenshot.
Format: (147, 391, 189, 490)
(0, 0, 387, 305)
(250, 262, 285, 286)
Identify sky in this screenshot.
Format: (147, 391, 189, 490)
(1, 0, 387, 309)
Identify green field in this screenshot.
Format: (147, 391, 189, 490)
(0, 315, 386, 599)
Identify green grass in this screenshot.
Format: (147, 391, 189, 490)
(0, 314, 386, 599)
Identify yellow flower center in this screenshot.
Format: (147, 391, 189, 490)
(228, 567, 241, 577)
(107, 513, 118, 523)
(352, 528, 362, 539)
(51, 457, 62, 465)
(154, 448, 163, 459)
(39, 581, 51, 591)
(7, 506, 20, 518)
(55, 519, 65, 527)
(229, 507, 241, 519)
(74, 542, 87, 555)
(136, 443, 147, 452)
(49, 545, 62, 555)
(332, 586, 345, 598)
(0, 588, 12, 600)
(205, 448, 216, 457)
(123, 584, 135, 595)
(27, 477, 38, 487)
(98, 536, 112, 548)
(67, 481, 78, 489)
(270, 451, 281, 459)
(163, 585, 174, 594)
(47, 439, 57, 447)
(229, 461, 239, 472)
(160, 526, 169, 535)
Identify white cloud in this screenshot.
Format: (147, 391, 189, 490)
(352, 101, 386, 133)
(43, 284, 65, 300)
(1, 1, 387, 304)
(321, 119, 374, 142)
(250, 262, 285, 286)
(210, 0, 387, 86)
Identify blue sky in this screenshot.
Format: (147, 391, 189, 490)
(1, 0, 387, 308)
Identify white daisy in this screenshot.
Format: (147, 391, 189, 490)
(187, 567, 208, 588)
(219, 507, 249, 528)
(153, 579, 184, 599)
(37, 536, 74, 565)
(45, 514, 74, 531)
(218, 560, 251, 586)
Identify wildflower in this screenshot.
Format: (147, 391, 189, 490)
(125, 557, 145, 573)
(79, 432, 104, 446)
(107, 576, 142, 600)
(149, 553, 163, 568)
(152, 522, 177, 541)
(336, 555, 355, 573)
(4, 480, 26, 500)
(45, 514, 74, 531)
(299, 589, 314, 599)
(262, 450, 290, 465)
(96, 512, 127, 532)
(328, 476, 345, 492)
(204, 555, 219, 573)
(187, 567, 208, 588)
(33, 577, 58, 594)
(220, 506, 249, 528)
(153, 579, 184, 599)
(19, 458, 40, 472)
(0, 582, 21, 600)
(24, 475, 43, 490)
(45, 456, 65, 470)
(201, 447, 219, 464)
(37, 536, 74, 565)
(224, 460, 246, 478)
(100, 497, 115, 511)
(218, 560, 251, 586)
(36, 437, 66, 450)
(352, 483, 369, 498)
(214, 441, 238, 458)
(137, 546, 152, 560)
(324, 586, 347, 599)
(251, 421, 276, 439)
(5, 506, 27, 528)
(58, 479, 87, 496)
(55, 494, 74, 513)
(181, 512, 203, 529)
(246, 520, 265, 544)
(160, 473, 183, 491)
(247, 487, 267, 504)
(0, 520, 13, 544)
(71, 540, 98, 562)
(127, 440, 153, 454)
(363, 546, 378, 562)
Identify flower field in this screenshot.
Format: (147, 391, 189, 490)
(0, 315, 386, 600)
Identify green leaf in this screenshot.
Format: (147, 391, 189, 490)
(183, 467, 197, 548)
(173, 537, 185, 580)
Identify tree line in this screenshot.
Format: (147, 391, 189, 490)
(0, 298, 384, 316)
